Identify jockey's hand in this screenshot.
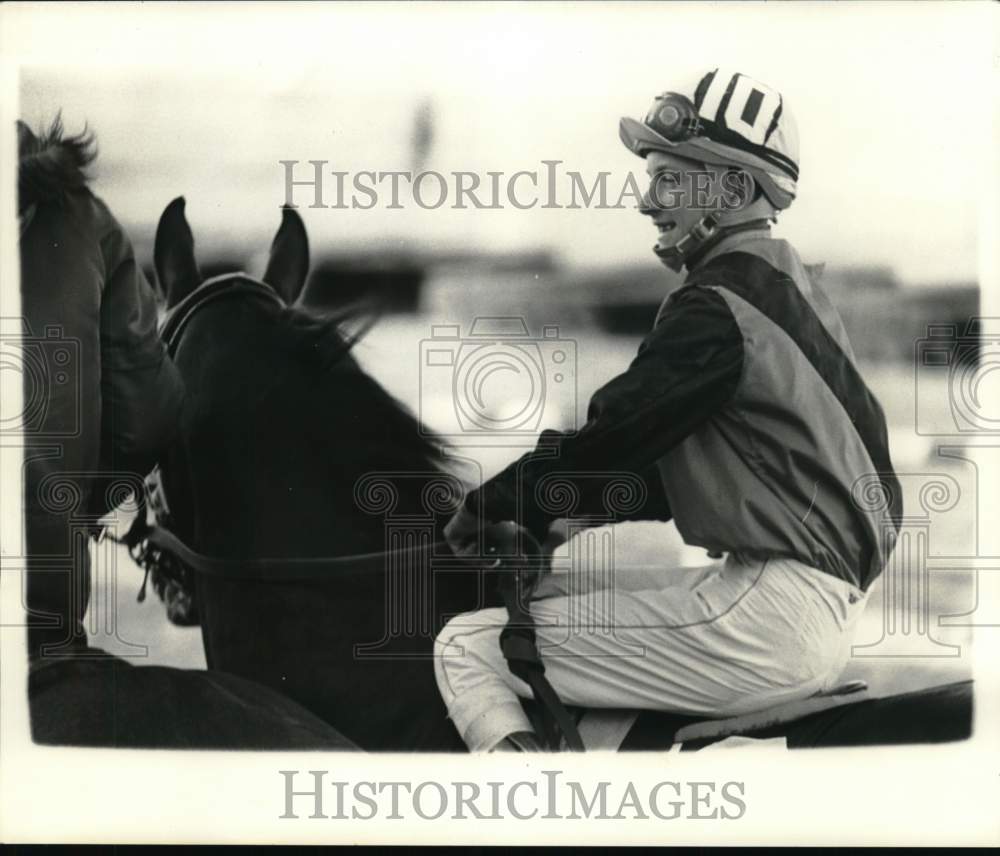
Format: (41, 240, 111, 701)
(444, 504, 481, 557)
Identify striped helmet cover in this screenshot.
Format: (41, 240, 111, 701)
(620, 68, 800, 209)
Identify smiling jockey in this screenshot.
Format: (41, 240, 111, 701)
(437, 68, 902, 752)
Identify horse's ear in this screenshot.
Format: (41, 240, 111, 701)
(262, 206, 309, 305)
(154, 197, 202, 308)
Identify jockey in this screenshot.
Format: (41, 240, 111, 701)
(437, 69, 901, 751)
(18, 117, 185, 659)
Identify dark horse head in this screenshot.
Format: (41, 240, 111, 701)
(153, 198, 496, 750)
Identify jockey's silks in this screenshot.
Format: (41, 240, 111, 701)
(467, 229, 900, 592)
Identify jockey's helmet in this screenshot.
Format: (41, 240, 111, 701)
(620, 68, 799, 211)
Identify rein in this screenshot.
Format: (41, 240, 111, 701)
(485, 528, 585, 752)
(120, 501, 437, 582)
(120, 273, 584, 751)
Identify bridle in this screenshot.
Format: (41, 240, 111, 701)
(159, 273, 285, 355)
(121, 273, 401, 583)
(118, 273, 584, 751)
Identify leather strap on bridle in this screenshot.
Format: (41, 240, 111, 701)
(159, 273, 285, 353)
(115, 488, 435, 585)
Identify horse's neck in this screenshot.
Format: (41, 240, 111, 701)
(170, 303, 453, 559)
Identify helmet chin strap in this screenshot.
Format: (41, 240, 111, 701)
(653, 212, 721, 272)
(653, 214, 771, 272)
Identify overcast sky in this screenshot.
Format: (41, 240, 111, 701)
(9, 2, 997, 285)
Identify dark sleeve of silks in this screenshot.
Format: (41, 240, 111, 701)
(463, 285, 744, 544)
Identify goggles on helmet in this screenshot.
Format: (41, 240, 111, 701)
(642, 93, 704, 145)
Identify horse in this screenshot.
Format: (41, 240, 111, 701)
(150, 198, 499, 751)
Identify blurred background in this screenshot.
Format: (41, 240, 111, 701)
(15, 4, 995, 697)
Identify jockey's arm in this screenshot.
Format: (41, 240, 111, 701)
(97, 218, 185, 489)
(540, 456, 672, 534)
(462, 285, 743, 546)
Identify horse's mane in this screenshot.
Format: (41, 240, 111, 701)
(17, 113, 97, 212)
(273, 302, 458, 480)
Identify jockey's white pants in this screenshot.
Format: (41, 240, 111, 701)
(434, 553, 868, 752)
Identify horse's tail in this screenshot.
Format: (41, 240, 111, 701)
(17, 113, 97, 212)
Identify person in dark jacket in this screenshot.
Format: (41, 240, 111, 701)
(15, 116, 364, 751)
(436, 69, 901, 751)
(17, 115, 185, 658)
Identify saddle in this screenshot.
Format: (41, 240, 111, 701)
(576, 680, 870, 752)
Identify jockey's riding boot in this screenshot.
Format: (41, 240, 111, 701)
(489, 730, 547, 752)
